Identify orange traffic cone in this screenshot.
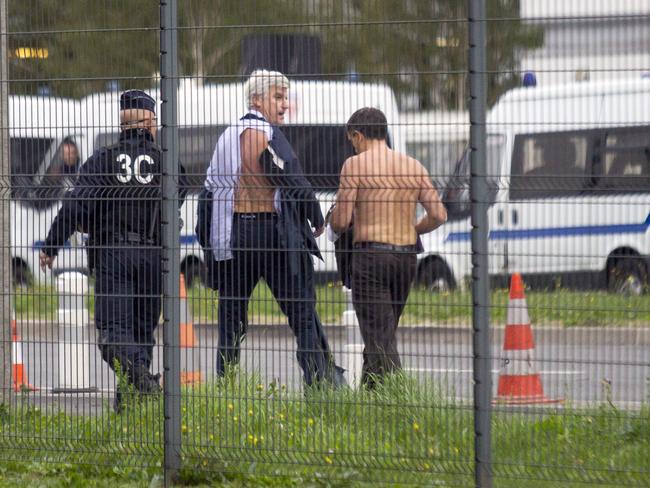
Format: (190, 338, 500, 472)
(180, 274, 202, 385)
(494, 273, 561, 405)
(11, 308, 37, 392)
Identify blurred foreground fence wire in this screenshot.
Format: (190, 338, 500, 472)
(0, 1, 649, 487)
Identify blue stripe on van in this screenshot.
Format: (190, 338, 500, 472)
(445, 213, 650, 243)
(33, 234, 198, 251)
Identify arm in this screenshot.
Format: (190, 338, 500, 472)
(40, 157, 97, 269)
(415, 170, 447, 235)
(329, 158, 358, 234)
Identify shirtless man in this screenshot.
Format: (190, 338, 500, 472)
(330, 107, 447, 387)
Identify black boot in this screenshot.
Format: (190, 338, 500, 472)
(131, 364, 162, 395)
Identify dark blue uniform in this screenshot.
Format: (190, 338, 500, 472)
(43, 127, 181, 393)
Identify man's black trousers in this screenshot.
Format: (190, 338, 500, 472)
(94, 246, 161, 374)
(216, 213, 335, 386)
(351, 250, 417, 387)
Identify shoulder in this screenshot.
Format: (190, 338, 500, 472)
(241, 126, 270, 147)
(341, 154, 362, 174)
(401, 152, 428, 176)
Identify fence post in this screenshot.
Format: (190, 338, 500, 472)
(468, 1, 493, 487)
(160, 0, 181, 484)
(0, 0, 11, 408)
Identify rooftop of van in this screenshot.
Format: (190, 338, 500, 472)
(488, 77, 650, 129)
(9, 95, 82, 132)
(81, 79, 400, 127)
(497, 77, 650, 104)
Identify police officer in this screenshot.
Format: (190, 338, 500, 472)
(40, 90, 181, 410)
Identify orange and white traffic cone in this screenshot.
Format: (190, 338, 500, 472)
(180, 274, 202, 385)
(494, 273, 561, 405)
(11, 308, 37, 392)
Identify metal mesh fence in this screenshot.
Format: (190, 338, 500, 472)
(0, 1, 648, 487)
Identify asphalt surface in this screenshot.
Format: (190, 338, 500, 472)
(13, 322, 649, 414)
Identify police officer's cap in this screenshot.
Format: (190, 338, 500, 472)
(120, 90, 156, 114)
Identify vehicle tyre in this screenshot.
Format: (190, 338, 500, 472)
(417, 259, 455, 292)
(608, 258, 646, 296)
(182, 258, 206, 288)
(12, 260, 33, 288)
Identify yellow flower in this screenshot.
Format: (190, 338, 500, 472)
(412, 422, 420, 432)
(428, 447, 435, 456)
(256, 384, 264, 392)
(227, 403, 234, 412)
(181, 425, 187, 434)
(423, 463, 430, 470)
(248, 409, 254, 416)
(324, 455, 333, 464)
(233, 416, 238, 422)
(279, 413, 285, 421)
(308, 418, 315, 426)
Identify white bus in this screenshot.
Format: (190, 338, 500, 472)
(9, 95, 87, 285)
(418, 77, 650, 294)
(79, 79, 403, 285)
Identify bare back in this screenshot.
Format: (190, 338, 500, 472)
(340, 147, 430, 245)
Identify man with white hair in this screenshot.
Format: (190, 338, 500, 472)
(202, 69, 345, 387)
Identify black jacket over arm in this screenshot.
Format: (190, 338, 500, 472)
(259, 126, 324, 265)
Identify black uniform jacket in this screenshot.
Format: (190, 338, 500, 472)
(43, 128, 186, 259)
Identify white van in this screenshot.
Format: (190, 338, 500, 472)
(9, 95, 87, 285)
(418, 78, 650, 294)
(81, 79, 403, 284)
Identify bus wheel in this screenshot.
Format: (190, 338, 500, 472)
(417, 258, 455, 293)
(12, 260, 33, 288)
(181, 258, 206, 288)
(608, 258, 646, 296)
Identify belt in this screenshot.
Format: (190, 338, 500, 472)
(235, 212, 278, 220)
(353, 241, 417, 252)
(113, 232, 156, 245)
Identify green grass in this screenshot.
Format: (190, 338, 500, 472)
(15, 283, 650, 327)
(0, 374, 648, 487)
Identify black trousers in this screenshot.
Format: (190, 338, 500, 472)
(351, 250, 417, 387)
(94, 246, 161, 374)
(216, 214, 337, 386)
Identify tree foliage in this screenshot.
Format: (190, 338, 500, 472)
(8, 0, 542, 108)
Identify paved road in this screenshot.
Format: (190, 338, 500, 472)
(15, 323, 649, 413)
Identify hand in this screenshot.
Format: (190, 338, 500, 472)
(39, 251, 55, 271)
(313, 225, 325, 238)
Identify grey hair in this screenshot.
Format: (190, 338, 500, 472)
(244, 69, 290, 107)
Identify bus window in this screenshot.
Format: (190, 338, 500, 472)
(10, 137, 53, 200)
(510, 131, 591, 200)
(407, 139, 467, 187)
(597, 126, 650, 191)
(282, 125, 355, 192)
(179, 125, 226, 191)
